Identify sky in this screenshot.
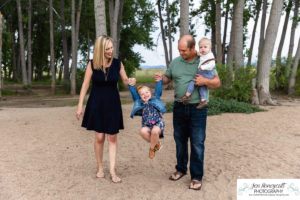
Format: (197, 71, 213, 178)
(133, 1, 300, 66)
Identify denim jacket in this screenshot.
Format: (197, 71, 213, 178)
(129, 80, 166, 118)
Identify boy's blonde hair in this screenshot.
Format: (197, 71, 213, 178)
(137, 85, 152, 95)
(93, 35, 113, 72)
(198, 37, 212, 48)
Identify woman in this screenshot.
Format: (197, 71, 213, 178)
(76, 35, 133, 183)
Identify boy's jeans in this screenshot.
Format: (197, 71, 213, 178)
(173, 101, 207, 181)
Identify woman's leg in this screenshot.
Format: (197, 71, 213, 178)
(94, 132, 105, 170)
(107, 134, 121, 183)
(140, 127, 151, 142)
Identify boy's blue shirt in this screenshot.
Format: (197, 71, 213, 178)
(128, 80, 166, 118)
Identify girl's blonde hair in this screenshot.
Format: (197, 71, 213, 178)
(137, 85, 152, 95)
(93, 35, 114, 72)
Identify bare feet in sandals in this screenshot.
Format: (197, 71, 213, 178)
(96, 168, 105, 178)
(110, 174, 122, 183)
(169, 171, 186, 181)
(189, 180, 202, 190)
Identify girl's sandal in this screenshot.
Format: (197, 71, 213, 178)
(110, 174, 122, 183)
(96, 168, 105, 178)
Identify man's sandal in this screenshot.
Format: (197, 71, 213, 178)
(96, 168, 105, 178)
(110, 174, 122, 183)
(189, 180, 202, 190)
(169, 171, 186, 181)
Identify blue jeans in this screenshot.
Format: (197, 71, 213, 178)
(187, 70, 214, 100)
(173, 101, 207, 181)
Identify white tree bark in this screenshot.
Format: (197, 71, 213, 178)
(50, 0, 55, 94)
(180, 0, 189, 36)
(288, 37, 300, 95)
(16, 0, 28, 86)
(215, 2, 222, 65)
(257, 0, 284, 105)
(94, 0, 107, 37)
(158, 0, 170, 68)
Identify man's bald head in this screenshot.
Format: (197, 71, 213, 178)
(178, 35, 195, 49)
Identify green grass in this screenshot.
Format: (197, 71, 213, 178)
(165, 98, 265, 116)
(1, 89, 17, 95)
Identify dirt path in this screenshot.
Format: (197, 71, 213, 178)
(0, 88, 300, 199)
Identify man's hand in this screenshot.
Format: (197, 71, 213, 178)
(193, 74, 207, 86)
(154, 72, 163, 82)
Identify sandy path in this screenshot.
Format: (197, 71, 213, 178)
(0, 99, 299, 199)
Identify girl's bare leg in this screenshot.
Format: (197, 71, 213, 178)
(140, 127, 151, 142)
(150, 126, 161, 149)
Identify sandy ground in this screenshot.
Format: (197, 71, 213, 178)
(0, 91, 300, 200)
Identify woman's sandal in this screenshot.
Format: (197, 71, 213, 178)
(110, 174, 122, 183)
(96, 168, 105, 178)
(169, 171, 186, 181)
(189, 180, 202, 190)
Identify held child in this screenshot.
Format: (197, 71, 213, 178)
(180, 37, 216, 109)
(128, 78, 166, 159)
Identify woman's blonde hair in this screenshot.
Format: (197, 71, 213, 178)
(93, 35, 114, 72)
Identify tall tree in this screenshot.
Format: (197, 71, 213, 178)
(16, 0, 28, 86)
(247, 0, 262, 66)
(288, 36, 300, 95)
(60, 0, 70, 83)
(256, 0, 284, 105)
(180, 0, 189, 36)
(0, 12, 2, 99)
(70, 0, 83, 95)
(27, 0, 32, 85)
(95, 0, 107, 37)
(222, 0, 230, 64)
(258, 0, 268, 62)
(50, 0, 55, 94)
(275, 0, 293, 81)
(157, 0, 169, 68)
(286, 0, 299, 77)
(215, 1, 222, 65)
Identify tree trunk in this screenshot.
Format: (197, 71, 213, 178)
(215, 2, 222, 65)
(209, 0, 216, 56)
(286, 0, 299, 77)
(158, 0, 170, 68)
(60, 0, 70, 83)
(247, 0, 261, 66)
(94, 0, 107, 37)
(0, 13, 2, 99)
(16, 0, 28, 86)
(257, 0, 284, 105)
(109, 0, 123, 58)
(288, 36, 300, 95)
(232, 0, 245, 69)
(27, 0, 32, 85)
(222, 1, 229, 64)
(226, 3, 236, 79)
(258, 0, 268, 62)
(50, 0, 55, 94)
(180, 0, 189, 36)
(166, 0, 172, 62)
(275, 0, 293, 82)
(116, 0, 124, 57)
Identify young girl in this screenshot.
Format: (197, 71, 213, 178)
(128, 79, 166, 159)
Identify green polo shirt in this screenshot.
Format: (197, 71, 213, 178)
(164, 56, 217, 103)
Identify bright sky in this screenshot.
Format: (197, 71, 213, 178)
(133, 1, 300, 66)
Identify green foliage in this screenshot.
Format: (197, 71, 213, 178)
(212, 64, 255, 103)
(269, 64, 289, 91)
(165, 98, 264, 115)
(1, 89, 17, 96)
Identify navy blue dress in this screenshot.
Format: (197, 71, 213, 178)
(82, 58, 124, 134)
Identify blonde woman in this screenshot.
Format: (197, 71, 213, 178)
(76, 36, 134, 183)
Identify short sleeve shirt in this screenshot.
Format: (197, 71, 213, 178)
(164, 56, 217, 103)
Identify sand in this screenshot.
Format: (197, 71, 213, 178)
(0, 92, 299, 200)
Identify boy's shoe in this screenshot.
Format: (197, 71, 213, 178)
(149, 147, 155, 159)
(196, 100, 207, 109)
(154, 142, 163, 152)
(179, 95, 191, 102)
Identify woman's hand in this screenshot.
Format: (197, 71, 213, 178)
(76, 105, 83, 120)
(128, 78, 136, 86)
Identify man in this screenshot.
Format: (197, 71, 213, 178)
(154, 35, 220, 190)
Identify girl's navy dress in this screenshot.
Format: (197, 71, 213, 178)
(82, 59, 124, 134)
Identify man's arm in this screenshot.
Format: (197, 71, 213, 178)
(193, 74, 221, 89)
